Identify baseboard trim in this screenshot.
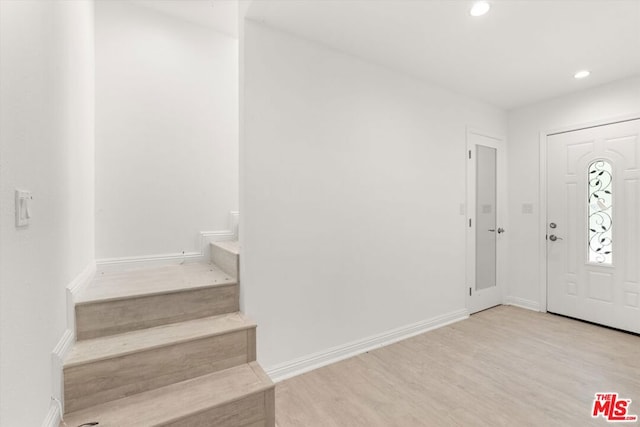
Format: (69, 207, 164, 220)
(49, 328, 73, 425)
(67, 262, 96, 295)
(504, 296, 541, 312)
(96, 231, 237, 271)
(230, 210, 239, 238)
(95, 211, 239, 271)
(46, 263, 96, 426)
(41, 401, 60, 427)
(66, 262, 97, 337)
(266, 309, 469, 383)
(96, 250, 205, 271)
(52, 329, 74, 364)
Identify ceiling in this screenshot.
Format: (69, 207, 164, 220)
(245, 0, 640, 110)
(128, 0, 640, 110)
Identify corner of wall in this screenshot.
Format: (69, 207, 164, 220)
(41, 402, 61, 427)
(504, 296, 541, 312)
(47, 261, 96, 426)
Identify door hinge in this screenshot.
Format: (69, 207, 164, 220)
(469, 218, 472, 227)
(468, 150, 471, 159)
(469, 287, 472, 296)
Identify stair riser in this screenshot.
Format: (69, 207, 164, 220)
(161, 389, 274, 427)
(64, 328, 256, 414)
(211, 246, 239, 278)
(76, 284, 239, 340)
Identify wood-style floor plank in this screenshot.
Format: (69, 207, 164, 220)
(275, 306, 640, 426)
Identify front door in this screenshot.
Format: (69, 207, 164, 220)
(547, 119, 640, 333)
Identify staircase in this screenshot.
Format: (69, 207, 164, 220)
(61, 242, 274, 427)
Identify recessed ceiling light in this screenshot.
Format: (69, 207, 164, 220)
(574, 70, 591, 79)
(470, 1, 491, 17)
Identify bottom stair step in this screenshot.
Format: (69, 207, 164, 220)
(61, 362, 275, 427)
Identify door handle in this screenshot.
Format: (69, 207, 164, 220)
(488, 229, 495, 232)
(497, 228, 505, 234)
(549, 234, 563, 241)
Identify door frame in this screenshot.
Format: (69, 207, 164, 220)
(466, 127, 507, 313)
(537, 113, 640, 313)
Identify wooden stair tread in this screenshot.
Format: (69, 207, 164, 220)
(77, 262, 236, 304)
(66, 312, 256, 368)
(211, 240, 240, 255)
(61, 362, 273, 427)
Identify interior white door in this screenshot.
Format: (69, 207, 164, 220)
(547, 119, 640, 333)
(467, 130, 506, 314)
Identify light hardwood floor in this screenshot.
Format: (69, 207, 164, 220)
(275, 306, 640, 426)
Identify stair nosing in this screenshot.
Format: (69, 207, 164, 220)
(62, 362, 273, 425)
(75, 262, 237, 305)
(210, 240, 240, 255)
(163, 367, 273, 425)
(165, 389, 271, 426)
(74, 280, 238, 305)
(65, 312, 257, 368)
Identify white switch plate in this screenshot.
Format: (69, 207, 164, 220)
(15, 189, 32, 227)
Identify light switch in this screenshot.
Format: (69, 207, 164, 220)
(15, 189, 32, 227)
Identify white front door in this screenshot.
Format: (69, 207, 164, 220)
(547, 119, 640, 333)
(467, 129, 506, 314)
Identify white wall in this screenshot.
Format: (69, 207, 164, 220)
(242, 21, 507, 371)
(95, 1, 239, 260)
(507, 76, 640, 307)
(0, 1, 95, 425)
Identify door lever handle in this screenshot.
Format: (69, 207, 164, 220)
(497, 228, 505, 234)
(549, 234, 563, 241)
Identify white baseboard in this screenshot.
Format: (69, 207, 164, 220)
(96, 213, 239, 271)
(45, 262, 96, 426)
(266, 308, 469, 383)
(50, 329, 74, 418)
(230, 210, 239, 238)
(67, 262, 97, 295)
(96, 231, 237, 272)
(96, 250, 205, 271)
(504, 296, 541, 312)
(66, 262, 96, 336)
(48, 328, 74, 426)
(41, 401, 61, 427)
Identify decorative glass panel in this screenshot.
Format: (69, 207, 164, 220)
(588, 160, 613, 265)
(476, 145, 497, 290)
